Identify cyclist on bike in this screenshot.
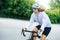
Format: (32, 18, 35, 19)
(24, 3, 51, 40)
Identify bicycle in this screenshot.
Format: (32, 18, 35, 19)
(21, 28, 41, 40)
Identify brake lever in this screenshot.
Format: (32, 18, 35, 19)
(21, 29, 26, 37)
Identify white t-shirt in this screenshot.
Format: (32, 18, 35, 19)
(26, 12, 52, 32)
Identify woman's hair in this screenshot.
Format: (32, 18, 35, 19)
(38, 6, 46, 12)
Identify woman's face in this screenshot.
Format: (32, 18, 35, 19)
(33, 8, 39, 14)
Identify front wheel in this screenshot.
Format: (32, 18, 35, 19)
(27, 33, 33, 40)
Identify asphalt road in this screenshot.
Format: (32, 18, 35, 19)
(0, 18, 60, 40)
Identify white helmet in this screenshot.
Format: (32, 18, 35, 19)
(32, 3, 42, 9)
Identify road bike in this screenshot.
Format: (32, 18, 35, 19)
(21, 29, 41, 40)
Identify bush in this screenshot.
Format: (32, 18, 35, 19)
(46, 9, 60, 24)
(0, 0, 34, 20)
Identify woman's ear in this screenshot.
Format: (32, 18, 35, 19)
(38, 6, 46, 12)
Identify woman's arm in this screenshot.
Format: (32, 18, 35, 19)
(26, 13, 34, 30)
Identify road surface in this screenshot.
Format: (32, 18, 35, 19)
(0, 18, 60, 40)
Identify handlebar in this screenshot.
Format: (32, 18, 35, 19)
(21, 29, 41, 38)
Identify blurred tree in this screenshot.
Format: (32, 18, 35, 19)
(47, 0, 60, 23)
(50, 0, 60, 9)
(0, 0, 34, 19)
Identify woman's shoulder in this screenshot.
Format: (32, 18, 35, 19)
(40, 12, 48, 17)
(39, 12, 46, 15)
(40, 11, 46, 14)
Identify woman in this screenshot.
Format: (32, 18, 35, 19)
(24, 3, 51, 40)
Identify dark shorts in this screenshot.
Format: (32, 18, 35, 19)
(36, 25, 51, 37)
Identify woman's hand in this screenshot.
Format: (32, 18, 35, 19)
(22, 28, 27, 31)
(32, 27, 38, 32)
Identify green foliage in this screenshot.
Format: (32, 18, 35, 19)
(0, 0, 34, 20)
(0, 0, 60, 24)
(50, 0, 60, 9)
(49, 0, 60, 23)
(46, 9, 60, 23)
